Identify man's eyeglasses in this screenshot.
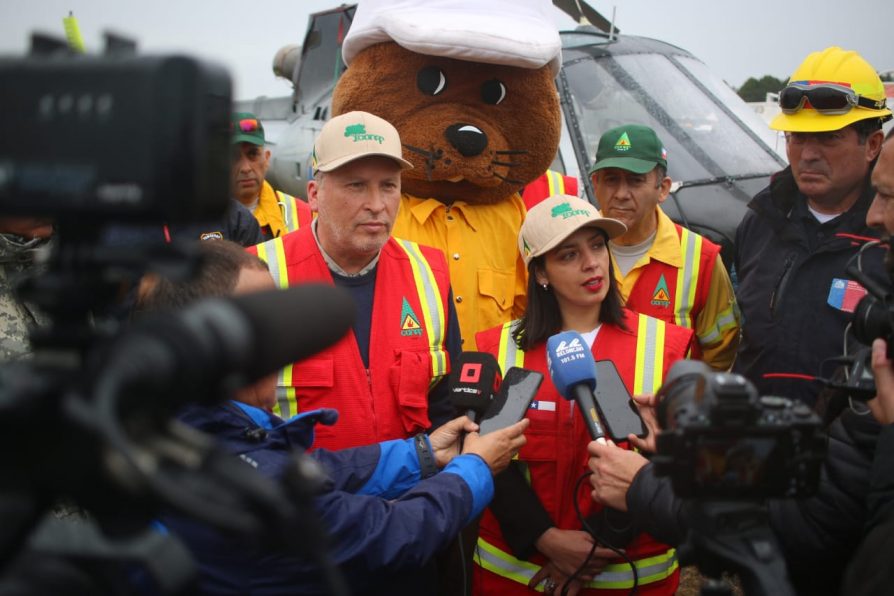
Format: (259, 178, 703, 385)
(235, 118, 262, 133)
(778, 81, 886, 116)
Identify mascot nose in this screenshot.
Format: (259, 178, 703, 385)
(445, 123, 488, 157)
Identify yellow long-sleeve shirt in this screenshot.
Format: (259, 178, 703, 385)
(392, 194, 528, 349)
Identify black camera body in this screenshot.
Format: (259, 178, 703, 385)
(653, 361, 825, 500)
(0, 53, 231, 223)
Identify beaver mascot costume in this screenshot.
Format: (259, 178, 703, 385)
(332, 0, 563, 348)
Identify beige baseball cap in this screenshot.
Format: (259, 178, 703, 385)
(519, 195, 627, 266)
(312, 111, 413, 174)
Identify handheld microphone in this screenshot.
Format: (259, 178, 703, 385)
(448, 351, 501, 423)
(546, 331, 604, 440)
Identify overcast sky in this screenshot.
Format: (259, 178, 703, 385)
(1, 0, 891, 100)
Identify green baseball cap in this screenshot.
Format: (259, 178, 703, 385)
(231, 112, 265, 146)
(589, 124, 668, 175)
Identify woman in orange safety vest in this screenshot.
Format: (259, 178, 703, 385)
(472, 195, 693, 595)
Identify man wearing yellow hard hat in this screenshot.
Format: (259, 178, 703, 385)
(734, 46, 892, 410)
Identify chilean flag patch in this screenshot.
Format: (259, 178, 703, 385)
(827, 278, 867, 313)
(529, 400, 556, 412)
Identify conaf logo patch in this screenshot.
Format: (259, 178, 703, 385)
(614, 132, 631, 152)
(651, 274, 671, 307)
(400, 297, 423, 337)
(200, 231, 224, 241)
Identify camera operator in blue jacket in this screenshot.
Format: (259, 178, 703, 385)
(136, 239, 528, 595)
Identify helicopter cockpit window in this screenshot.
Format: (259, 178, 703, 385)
(295, 8, 354, 114)
(564, 58, 711, 181)
(564, 52, 784, 184)
(673, 56, 787, 161)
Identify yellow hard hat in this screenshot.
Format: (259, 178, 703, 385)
(770, 46, 892, 133)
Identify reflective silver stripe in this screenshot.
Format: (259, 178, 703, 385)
(275, 386, 293, 418)
(277, 191, 302, 232)
(638, 314, 659, 394)
(397, 239, 443, 345)
(395, 239, 448, 381)
(546, 170, 565, 196)
(256, 237, 287, 289)
(476, 538, 677, 588)
(675, 227, 699, 328)
(697, 304, 738, 345)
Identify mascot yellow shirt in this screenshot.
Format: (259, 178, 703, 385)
(393, 193, 528, 349)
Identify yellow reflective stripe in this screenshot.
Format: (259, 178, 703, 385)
(395, 240, 448, 384)
(476, 538, 677, 589)
(674, 227, 702, 329)
(276, 191, 301, 232)
(697, 303, 738, 346)
(634, 314, 665, 394)
(545, 170, 565, 197)
(256, 236, 296, 416)
(497, 320, 524, 374)
(255, 237, 289, 289)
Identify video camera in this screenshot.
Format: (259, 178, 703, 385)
(652, 360, 825, 500)
(0, 36, 350, 595)
(0, 50, 230, 222)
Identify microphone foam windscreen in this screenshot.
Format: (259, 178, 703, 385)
(546, 331, 597, 398)
(448, 351, 500, 411)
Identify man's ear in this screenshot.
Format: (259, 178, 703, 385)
(866, 129, 885, 163)
(656, 174, 673, 205)
(307, 179, 320, 213)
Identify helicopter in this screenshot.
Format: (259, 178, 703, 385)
(236, 1, 788, 263)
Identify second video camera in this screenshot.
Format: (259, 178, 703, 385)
(652, 361, 825, 500)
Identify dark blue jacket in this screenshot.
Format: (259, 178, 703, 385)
(164, 402, 492, 595)
(734, 166, 886, 406)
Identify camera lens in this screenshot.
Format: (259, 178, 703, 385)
(853, 294, 892, 345)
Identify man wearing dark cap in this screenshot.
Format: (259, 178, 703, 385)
(590, 124, 739, 371)
(248, 111, 461, 452)
(231, 112, 312, 240)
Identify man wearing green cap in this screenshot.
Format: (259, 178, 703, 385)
(231, 112, 312, 240)
(734, 46, 892, 408)
(590, 124, 740, 371)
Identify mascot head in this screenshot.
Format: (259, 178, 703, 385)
(332, 0, 563, 205)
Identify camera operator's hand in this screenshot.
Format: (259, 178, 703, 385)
(627, 393, 660, 453)
(461, 418, 529, 474)
(587, 440, 648, 511)
(429, 416, 480, 467)
(869, 338, 894, 425)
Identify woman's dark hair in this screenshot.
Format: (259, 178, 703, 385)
(512, 229, 627, 350)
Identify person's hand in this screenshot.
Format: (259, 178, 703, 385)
(529, 561, 587, 596)
(461, 418, 529, 474)
(627, 393, 659, 453)
(587, 440, 648, 511)
(534, 527, 615, 577)
(869, 338, 894, 425)
(429, 416, 479, 467)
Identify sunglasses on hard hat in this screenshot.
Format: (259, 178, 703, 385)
(778, 82, 886, 116)
(235, 118, 261, 133)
